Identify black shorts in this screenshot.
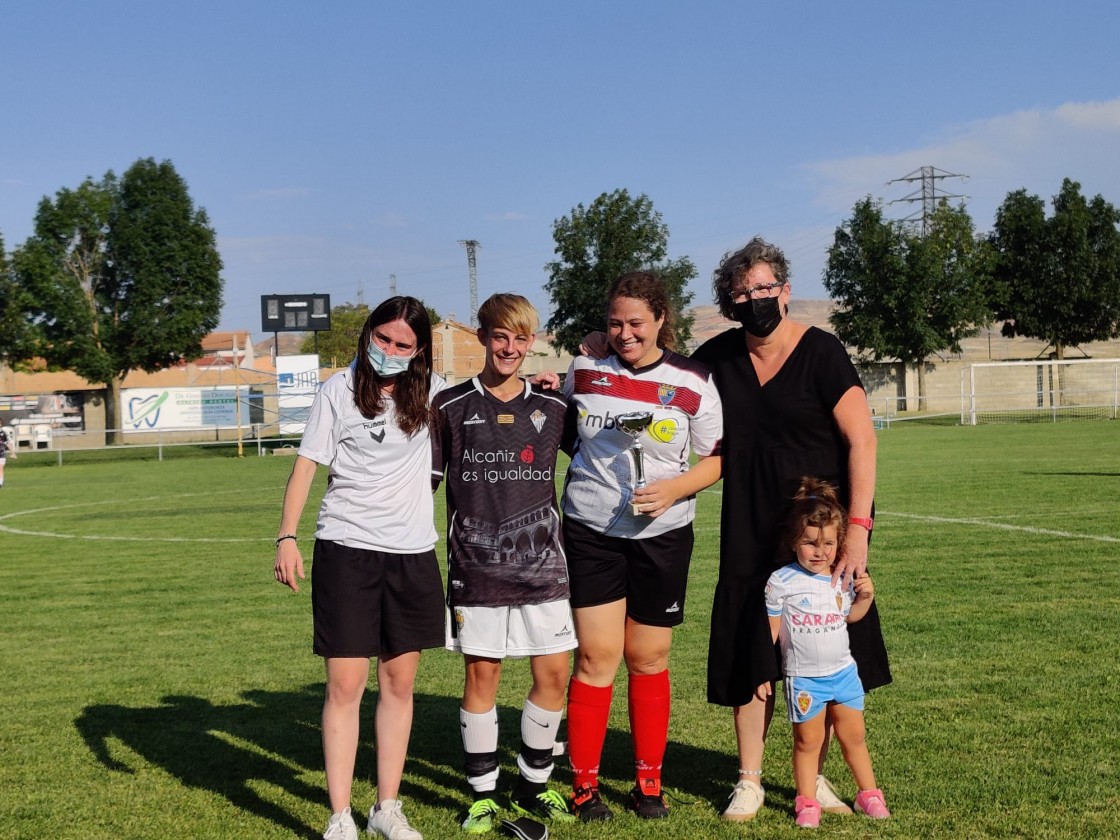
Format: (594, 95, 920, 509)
(563, 517, 693, 628)
(311, 539, 445, 658)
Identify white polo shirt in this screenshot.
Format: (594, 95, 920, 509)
(299, 365, 447, 553)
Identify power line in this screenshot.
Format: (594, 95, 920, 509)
(887, 166, 968, 235)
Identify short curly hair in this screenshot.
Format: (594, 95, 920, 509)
(711, 236, 790, 319)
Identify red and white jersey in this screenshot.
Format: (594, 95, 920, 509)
(432, 378, 569, 608)
(765, 562, 857, 678)
(299, 366, 447, 553)
(562, 349, 722, 538)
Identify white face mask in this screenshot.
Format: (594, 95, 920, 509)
(367, 341, 415, 377)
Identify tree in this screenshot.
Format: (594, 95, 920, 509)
(0, 232, 41, 365)
(300, 302, 370, 367)
(11, 159, 223, 443)
(824, 197, 990, 409)
(544, 189, 695, 355)
(988, 178, 1120, 359)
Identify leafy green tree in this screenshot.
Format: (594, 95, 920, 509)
(988, 178, 1120, 359)
(300, 302, 369, 367)
(0, 232, 41, 365)
(824, 197, 990, 409)
(544, 189, 695, 355)
(11, 159, 223, 443)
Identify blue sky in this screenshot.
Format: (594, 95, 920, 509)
(3, 1, 1119, 340)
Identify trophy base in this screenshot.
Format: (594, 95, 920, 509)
(630, 501, 648, 516)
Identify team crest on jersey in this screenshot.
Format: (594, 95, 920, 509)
(657, 384, 677, 405)
(796, 690, 813, 716)
(530, 409, 546, 432)
(497, 414, 514, 424)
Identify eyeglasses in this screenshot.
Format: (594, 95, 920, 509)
(731, 281, 785, 302)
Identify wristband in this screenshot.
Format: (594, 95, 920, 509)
(849, 516, 873, 532)
(275, 534, 298, 547)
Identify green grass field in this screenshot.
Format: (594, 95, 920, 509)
(2, 422, 1118, 839)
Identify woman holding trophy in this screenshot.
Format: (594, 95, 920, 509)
(560, 270, 723, 821)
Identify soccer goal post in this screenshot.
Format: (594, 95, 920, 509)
(961, 358, 1120, 425)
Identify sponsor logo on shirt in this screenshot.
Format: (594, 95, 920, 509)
(497, 414, 514, 424)
(463, 413, 486, 425)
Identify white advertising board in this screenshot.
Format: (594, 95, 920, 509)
(277, 354, 321, 435)
(122, 387, 244, 433)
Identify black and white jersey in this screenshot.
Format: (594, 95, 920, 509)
(432, 378, 568, 608)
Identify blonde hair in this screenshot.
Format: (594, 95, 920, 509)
(477, 293, 539, 336)
(780, 477, 847, 556)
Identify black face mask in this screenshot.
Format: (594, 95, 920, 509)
(732, 296, 783, 337)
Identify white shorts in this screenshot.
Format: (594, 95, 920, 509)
(446, 599, 578, 658)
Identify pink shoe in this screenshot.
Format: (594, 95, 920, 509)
(854, 788, 891, 819)
(795, 795, 821, 828)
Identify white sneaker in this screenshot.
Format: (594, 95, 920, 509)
(367, 799, 423, 840)
(722, 779, 764, 822)
(816, 774, 853, 815)
(324, 807, 358, 840)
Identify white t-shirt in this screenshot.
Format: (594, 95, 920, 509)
(765, 562, 856, 678)
(562, 349, 723, 538)
(299, 366, 447, 553)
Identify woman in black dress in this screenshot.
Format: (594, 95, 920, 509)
(691, 237, 891, 822)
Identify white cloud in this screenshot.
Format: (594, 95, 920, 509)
(803, 98, 1120, 224)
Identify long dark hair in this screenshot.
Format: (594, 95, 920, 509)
(607, 270, 676, 351)
(353, 296, 434, 437)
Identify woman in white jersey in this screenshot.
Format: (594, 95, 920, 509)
(274, 296, 446, 840)
(561, 271, 723, 821)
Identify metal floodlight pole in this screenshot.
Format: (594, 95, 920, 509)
(459, 239, 480, 327)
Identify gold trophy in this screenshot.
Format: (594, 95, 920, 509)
(616, 411, 654, 515)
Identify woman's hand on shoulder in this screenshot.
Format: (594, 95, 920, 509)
(579, 331, 610, 359)
(529, 370, 562, 391)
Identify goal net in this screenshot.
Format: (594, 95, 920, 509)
(961, 359, 1120, 425)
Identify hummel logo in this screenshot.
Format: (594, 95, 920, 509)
(463, 413, 486, 425)
(591, 376, 611, 387)
(665, 602, 680, 613)
(369, 429, 386, 443)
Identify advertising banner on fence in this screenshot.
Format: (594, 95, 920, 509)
(277, 354, 320, 435)
(122, 387, 244, 432)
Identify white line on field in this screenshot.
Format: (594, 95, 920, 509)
(0, 498, 274, 543)
(880, 511, 1120, 543)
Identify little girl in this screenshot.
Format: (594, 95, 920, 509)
(764, 477, 890, 828)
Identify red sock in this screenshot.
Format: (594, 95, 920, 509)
(629, 670, 670, 789)
(567, 678, 613, 789)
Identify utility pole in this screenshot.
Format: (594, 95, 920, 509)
(356, 277, 364, 306)
(887, 166, 967, 235)
(389, 274, 397, 297)
(459, 239, 480, 327)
